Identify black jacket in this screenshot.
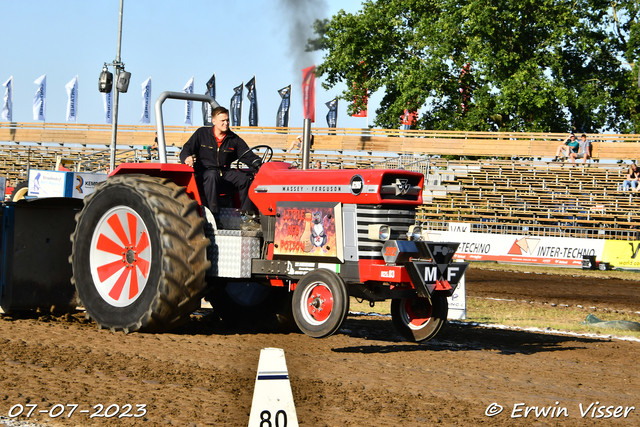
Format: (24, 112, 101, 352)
(179, 127, 261, 173)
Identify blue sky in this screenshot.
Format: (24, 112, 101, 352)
(1, 0, 378, 129)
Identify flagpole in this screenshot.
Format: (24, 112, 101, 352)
(109, 0, 124, 172)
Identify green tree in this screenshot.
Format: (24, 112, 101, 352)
(311, 0, 640, 133)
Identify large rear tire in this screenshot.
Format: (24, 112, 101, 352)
(9, 181, 28, 202)
(292, 269, 349, 338)
(71, 174, 210, 332)
(391, 296, 448, 342)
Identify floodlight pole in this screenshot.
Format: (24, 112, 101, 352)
(109, 0, 124, 172)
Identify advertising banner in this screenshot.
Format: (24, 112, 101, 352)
(182, 76, 194, 125)
(202, 73, 215, 126)
(422, 230, 605, 267)
(601, 241, 640, 269)
(71, 173, 108, 199)
(230, 83, 243, 126)
(276, 85, 291, 127)
(302, 66, 316, 122)
(102, 88, 113, 124)
(140, 76, 152, 124)
(33, 74, 46, 121)
(28, 170, 66, 198)
(246, 76, 258, 126)
(325, 98, 338, 128)
(273, 202, 343, 262)
(2, 76, 12, 121)
(65, 75, 78, 122)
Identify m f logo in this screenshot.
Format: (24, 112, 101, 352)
(629, 242, 640, 259)
(394, 178, 411, 196)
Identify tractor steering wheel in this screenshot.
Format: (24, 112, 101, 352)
(236, 144, 273, 170)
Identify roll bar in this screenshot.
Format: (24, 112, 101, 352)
(154, 91, 219, 164)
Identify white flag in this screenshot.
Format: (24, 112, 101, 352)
(183, 76, 194, 125)
(102, 88, 113, 124)
(33, 74, 46, 121)
(65, 75, 78, 122)
(140, 76, 152, 124)
(2, 76, 12, 121)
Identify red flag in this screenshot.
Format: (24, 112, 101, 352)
(352, 82, 367, 117)
(302, 66, 316, 122)
(401, 109, 417, 126)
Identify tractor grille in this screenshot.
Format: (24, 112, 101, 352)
(356, 205, 417, 259)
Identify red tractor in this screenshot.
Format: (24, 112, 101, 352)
(66, 93, 467, 341)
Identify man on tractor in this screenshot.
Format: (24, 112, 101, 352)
(180, 106, 262, 231)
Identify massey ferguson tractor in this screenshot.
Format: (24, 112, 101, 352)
(1, 92, 467, 342)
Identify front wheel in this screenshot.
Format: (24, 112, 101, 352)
(292, 269, 349, 338)
(391, 296, 448, 342)
(71, 174, 211, 332)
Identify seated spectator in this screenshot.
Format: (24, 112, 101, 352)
(569, 134, 592, 164)
(315, 160, 322, 169)
(554, 133, 579, 161)
(284, 134, 314, 153)
(623, 163, 640, 191)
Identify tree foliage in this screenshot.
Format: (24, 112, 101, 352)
(311, 0, 640, 133)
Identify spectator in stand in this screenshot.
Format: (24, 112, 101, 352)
(284, 134, 314, 153)
(623, 163, 640, 191)
(315, 160, 322, 169)
(554, 133, 580, 161)
(569, 134, 592, 164)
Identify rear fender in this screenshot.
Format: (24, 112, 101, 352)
(110, 163, 202, 205)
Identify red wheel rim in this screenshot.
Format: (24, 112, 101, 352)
(89, 206, 151, 307)
(300, 282, 334, 325)
(403, 298, 433, 330)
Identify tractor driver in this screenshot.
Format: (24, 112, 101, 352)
(180, 106, 262, 231)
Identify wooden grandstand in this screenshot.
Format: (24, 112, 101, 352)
(1, 122, 640, 240)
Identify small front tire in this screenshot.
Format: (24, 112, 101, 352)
(292, 269, 349, 338)
(391, 296, 447, 342)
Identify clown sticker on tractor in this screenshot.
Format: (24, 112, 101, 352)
(273, 201, 344, 262)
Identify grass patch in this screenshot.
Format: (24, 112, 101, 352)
(349, 296, 640, 339)
(465, 297, 640, 338)
(470, 261, 640, 281)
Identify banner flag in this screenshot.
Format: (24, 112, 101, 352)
(140, 76, 152, 124)
(325, 98, 338, 128)
(102, 88, 113, 124)
(2, 76, 12, 121)
(276, 85, 291, 127)
(202, 73, 216, 126)
(183, 76, 194, 125)
(33, 74, 46, 121)
(230, 83, 243, 126)
(400, 109, 417, 130)
(65, 75, 79, 122)
(246, 76, 258, 126)
(302, 66, 316, 122)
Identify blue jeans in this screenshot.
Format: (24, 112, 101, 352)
(623, 180, 638, 191)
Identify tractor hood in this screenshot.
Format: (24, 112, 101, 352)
(249, 162, 424, 216)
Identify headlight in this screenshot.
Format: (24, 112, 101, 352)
(368, 224, 390, 241)
(407, 225, 422, 241)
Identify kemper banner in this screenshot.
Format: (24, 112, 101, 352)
(400, 109, 417, 130)
(325, 98, 338, 128)
(276, 85, 291, 127)
(245, 76, 258, 126)
(421, 229, 605, 267)
(182, 76, 194, 125)
(33, 74, 46, 121)
(302, 66, 316, 122)
(140, 77, 152, 124)
(230, 83, 243, 126)
(102, 88, 113, 124)
(65, 75, 78, 122)
(2, 76, 12, 121)
(201, 73, 215, 126)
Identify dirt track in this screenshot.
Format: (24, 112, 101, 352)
(1, 268, 639, 426)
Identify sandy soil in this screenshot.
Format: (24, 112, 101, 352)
(1, 268, 639, 426)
